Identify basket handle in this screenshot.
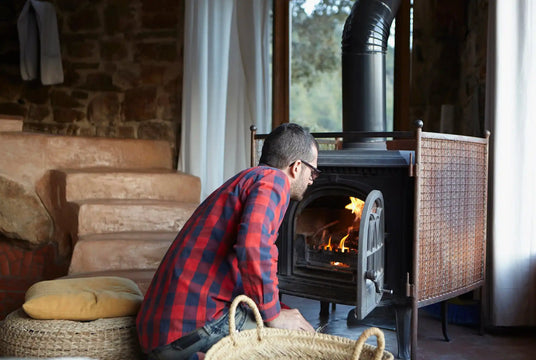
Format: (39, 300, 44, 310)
(228, 295, 265, 345)
(351, 327, 386, 360)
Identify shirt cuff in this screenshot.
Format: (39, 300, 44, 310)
(258, 300, 281, 322)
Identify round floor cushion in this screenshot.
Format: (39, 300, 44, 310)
(0, 308, 142, 360)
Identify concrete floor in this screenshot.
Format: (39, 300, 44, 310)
(281, 294, 536, 360)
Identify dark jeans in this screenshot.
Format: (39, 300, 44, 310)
(146, 305, 257, 360)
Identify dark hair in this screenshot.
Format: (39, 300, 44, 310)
(258, 123, 318, 169)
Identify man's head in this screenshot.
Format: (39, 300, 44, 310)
(259, 123, 319, 200)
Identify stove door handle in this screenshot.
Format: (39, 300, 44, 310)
(365, 270, 381, 293)
(365, 270, 392, 295)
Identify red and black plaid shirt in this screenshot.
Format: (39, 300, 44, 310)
(136, 166, 290, 353)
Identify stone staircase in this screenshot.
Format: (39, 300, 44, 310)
(63, 169, 200, 284)
(0, 117, 200, 294)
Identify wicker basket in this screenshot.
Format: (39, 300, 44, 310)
(205, 295, 394, 360)
(0, 308, 142, 360)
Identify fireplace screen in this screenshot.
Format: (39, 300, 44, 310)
(292, 188, 386, 319)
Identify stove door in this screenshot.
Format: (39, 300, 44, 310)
(355, 190, 385, 319)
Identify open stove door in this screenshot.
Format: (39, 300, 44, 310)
(355, 190, 386, 320)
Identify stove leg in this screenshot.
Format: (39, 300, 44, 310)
(394, 304, 411, 360)
(441, 301, 451, 342)
(320, 301, 330, 317)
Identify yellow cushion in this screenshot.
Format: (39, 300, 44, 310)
(22, 276, 144, 320)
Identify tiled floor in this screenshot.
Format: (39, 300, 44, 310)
(282, 295, 536, 360)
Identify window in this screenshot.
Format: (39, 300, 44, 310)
(273, 0, 412, 131)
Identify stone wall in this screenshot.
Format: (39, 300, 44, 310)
(0, 0, 184, 162)
(410, 0, 488, 136)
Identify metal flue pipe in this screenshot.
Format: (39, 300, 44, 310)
(341, 0, 401, 148)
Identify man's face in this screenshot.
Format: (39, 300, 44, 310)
(289, 145, 319, 201)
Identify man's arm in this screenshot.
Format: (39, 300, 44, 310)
(236, 170, 314, 332)
(235, 171, 287, 318)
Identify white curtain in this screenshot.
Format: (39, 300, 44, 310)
(486, 0, 536, 326)
(179, 0, 272, 200)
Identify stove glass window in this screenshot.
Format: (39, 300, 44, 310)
(293, 192, 366, 280)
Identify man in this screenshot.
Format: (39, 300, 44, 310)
(137, 123, 320, 360)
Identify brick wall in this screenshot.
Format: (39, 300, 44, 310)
(0, 0, 184, 160)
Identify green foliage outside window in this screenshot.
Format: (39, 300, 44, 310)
(290, 0, 394, 132)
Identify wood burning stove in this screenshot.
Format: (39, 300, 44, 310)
(276, 147, 413, 313)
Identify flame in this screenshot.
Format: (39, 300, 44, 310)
(323, 236, 333, 251)
(339, 234, 349, 253)
(330, 261, 350, 268)
(345, 197, 365, 219)
(320, 196, 364, 254)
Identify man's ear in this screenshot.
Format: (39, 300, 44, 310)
(287, 160, 301, 180)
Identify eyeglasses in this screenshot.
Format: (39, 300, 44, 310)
(300, 159, 321, 180)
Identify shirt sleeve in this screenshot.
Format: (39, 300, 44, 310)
(234, 169, 290, 322)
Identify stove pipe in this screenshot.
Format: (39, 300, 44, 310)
(341, 0, 401, 148)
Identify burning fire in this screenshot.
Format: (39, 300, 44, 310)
(339, 234, 349, 253)
(323, 234, 350, 253)
(345, 196, 365, 220)
(318, 197, 364, 254)
(323, 236, 333, 251)
(330, 261, 350, 268)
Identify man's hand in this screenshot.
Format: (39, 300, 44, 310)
(265, 308, 315, 332)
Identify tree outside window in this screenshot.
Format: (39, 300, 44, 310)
(289, 0, 395, 132)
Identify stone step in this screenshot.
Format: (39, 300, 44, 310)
(0, 132, 174, 186)
(68, 232, 177, 274)
(76, 199, 198, 236)
(50, 168, 200, 203)
(0, 115, 23, 132)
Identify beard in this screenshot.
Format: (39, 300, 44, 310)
(289, 171, 309, 201)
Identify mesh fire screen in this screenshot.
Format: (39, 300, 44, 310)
(415, 132, 489, 304)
